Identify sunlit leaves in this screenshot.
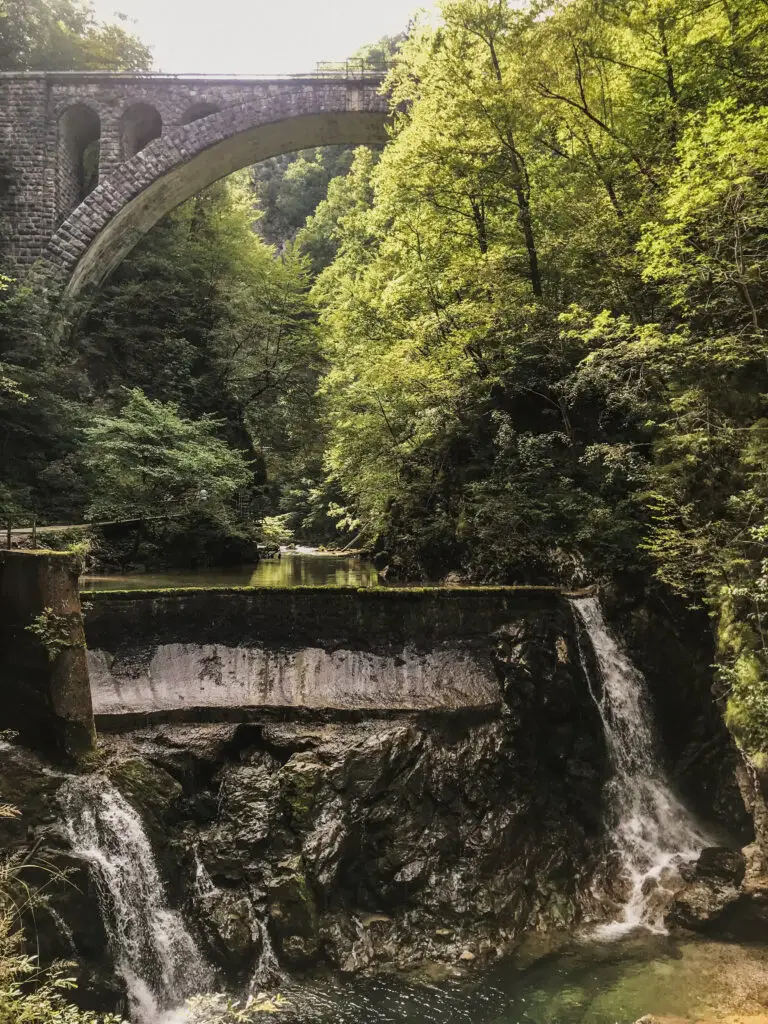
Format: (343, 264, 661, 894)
(81, 388, 252, 522)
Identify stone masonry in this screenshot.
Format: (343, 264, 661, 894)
(0, 73, 388, 296)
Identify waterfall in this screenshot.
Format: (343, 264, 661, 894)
(571, 596, 709, 936)
(250, 918, 283, 993)
(193, 848, 282, 993)
(59, 775, 212, 1023)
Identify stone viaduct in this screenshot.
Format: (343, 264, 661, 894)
(0, 72, 388, 298)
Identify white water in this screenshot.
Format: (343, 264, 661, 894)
(571, 596, 709, 936)
(250, 918, 283, 993)
(59, 775, 212, 1023)
(192, 847, 282, 993)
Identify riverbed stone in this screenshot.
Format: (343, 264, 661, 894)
(666, 877, 742, 931)
(696, 847, 747, 886)
(666, 846, 768, 938)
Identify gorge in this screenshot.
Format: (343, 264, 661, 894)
(1, 565, 764, 1023)
(1, 0, 768, 1021)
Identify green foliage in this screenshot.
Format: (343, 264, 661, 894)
(0, 0, 152, 71)
(81, 388, 252, 523)
(306, 0, 768, 744)
(0, 276, 89, 523)
(251, 147, 356, 250)
(260, 515, 294, 547)
(73, 176, 329, 543)
(24, 607, 75, 662)
(4, 0, 768, 755)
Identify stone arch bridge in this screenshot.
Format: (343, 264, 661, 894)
(0, 72, 388, 298)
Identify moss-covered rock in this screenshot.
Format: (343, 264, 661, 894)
(107, 757, 182, 826)
(279, 753, 324, 827)
(267, 855, 320, 963)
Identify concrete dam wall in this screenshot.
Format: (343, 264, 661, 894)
(83, 586, 564, 725)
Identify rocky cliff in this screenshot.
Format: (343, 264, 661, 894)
(0, 605, 608, 1006)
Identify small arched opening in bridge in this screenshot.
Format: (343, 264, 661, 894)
(181, 102, 220, 125)
(47, 103, 389, 299)
(56, 103, 101, 224)
(121, 103, 163, 159)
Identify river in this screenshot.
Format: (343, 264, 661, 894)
(80, 548, 379, 591)
(277, 936, 768, 1023)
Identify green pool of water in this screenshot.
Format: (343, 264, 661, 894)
(276, 936, 768, 1023)
(80, 550, 379, 591)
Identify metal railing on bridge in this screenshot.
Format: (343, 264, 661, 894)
(0, 61, 391, 82)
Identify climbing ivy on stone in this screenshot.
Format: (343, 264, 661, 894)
(25, 607, 76, 663)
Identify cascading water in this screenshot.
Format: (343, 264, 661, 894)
(250, 918, 283, 993)
(59, 775, 212, 1024)
(571, 596, 710, 936)
(192, 847, 282, 992)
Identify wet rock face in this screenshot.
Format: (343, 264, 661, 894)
(197, 889, 262, 966)
(696, 847, 747, 886)
(666, 846, 768, 940)
(0, 608, 608, 990)
(176, 715, 605, 972)
(121, 611, 608, 975)
(0, 743, 122, 1011)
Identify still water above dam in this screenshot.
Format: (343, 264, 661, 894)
(80, 548, 379, 591)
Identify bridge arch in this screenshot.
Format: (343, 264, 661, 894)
(56, 103, 101, 223)
(41, 90, 388, 299)
(120, 103, 163, 159)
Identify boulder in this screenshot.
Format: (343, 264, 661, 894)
(666, 876, 741, 931)
(196, 890, 261, 968)
(665, 846, 768, 938)
(696, 847, 746, 886)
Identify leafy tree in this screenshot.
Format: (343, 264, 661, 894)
(81, 388, 252, 522)
(0, 0, 152, 531)
(0, 0, 152, 71)
(76, 175, 329, 537)
(251, 147, 355, 249)
(0, 277, 90, 525)
(307, 0, 768, 753)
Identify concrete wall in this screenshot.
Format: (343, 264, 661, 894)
(84, 586, 564, 651)
(84, 586, 564, 726)
(88, 643, 500, 720)
(0, 551, 95, 757)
